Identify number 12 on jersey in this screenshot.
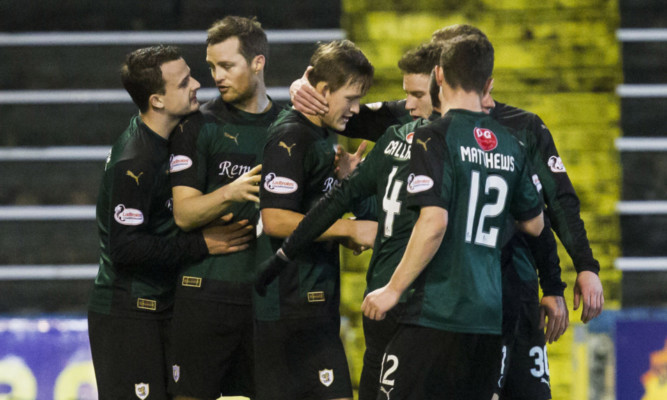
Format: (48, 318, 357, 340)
(465, 170, 508, 248)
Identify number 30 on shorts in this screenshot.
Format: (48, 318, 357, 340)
(529, 345, 550, 381)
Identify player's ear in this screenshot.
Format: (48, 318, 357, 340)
(315, 81, 330, 98)
(251, 55, 265, 74)
(149, 93, 164, 111)
(434, 65, 445, 87)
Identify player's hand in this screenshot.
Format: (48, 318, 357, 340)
(539, 295, 569, 343)
(334, 141, 367, 180)
(254, 250, 289, 296)
(573, 271, 604, 323)
(202, 214, 254, 255)
(290, 66, 328, 115)
(361, 286, 401, 320)
(340, 219, 377, 254)
(226, 164, 262, 203)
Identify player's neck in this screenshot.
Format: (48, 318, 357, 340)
(439, 87, 483, 116)
(231, 84, 271, 114)
(300, 109, 325, 128)
(140, 110, 181, 140)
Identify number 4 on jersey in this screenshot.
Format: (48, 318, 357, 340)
(382, 166, 403, 238)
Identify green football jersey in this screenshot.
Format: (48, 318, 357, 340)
(256, 108, 342, 321)
(169, 97, 280, 304)
(352, 119, 428, 293)
(405, 109, 542, 335)
(91, 114, 208, 318)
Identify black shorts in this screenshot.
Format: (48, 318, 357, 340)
(359, 303, 405, 400)
(498, 301, 551, 400)
(377, 324, 501, 400)
(169, 297, 254, 399)
(255, 316, 352, 400)
(88, 311, 171, 400)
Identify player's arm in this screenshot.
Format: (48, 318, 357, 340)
(108, 160, 235, 271)
(361, 206, 447, 320)
(171, 164, 261, 231)
(531, 114, 603, 322)
(362, 123, 447, 320)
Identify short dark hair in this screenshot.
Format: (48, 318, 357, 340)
(207, 16, 268, 64)
(397, 42, 441, 76)
(431, 24, 488, 43)
(120, 45, 182, 113)
(439, 35, 494, 94)
(307, 40, 374, 94)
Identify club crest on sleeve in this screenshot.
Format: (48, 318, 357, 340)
(170, 154, 193, 173)
(407, 173, 434, 193)
(473, 127, 498, 151)
(135, 383, 149, 399)
(547, 156, 566, 173)
(264, 172, 298, 194)
(172, 364, 180, 383)
(114, 204, 144, 226)
(319, 369, 334, 387)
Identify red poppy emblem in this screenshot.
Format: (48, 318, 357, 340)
(474, 128, 497, 151)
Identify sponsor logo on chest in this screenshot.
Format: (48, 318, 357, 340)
(218, 160, 252, 179)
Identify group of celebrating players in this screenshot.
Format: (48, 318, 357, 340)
(88, 14, 604, 400)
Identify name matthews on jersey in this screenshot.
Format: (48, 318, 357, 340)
(460, 146, 515, 172)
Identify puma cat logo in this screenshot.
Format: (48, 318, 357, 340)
(279, 141, 296, 156)
(224, 132, 239, 145)
(380, 386, 394, 399)
(126, 170, 144, 186)
(416, 137, 431, 152)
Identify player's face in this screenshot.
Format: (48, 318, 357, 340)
(403, 73, 433, 120)
(159, 58, 201, 117)
(322, 80, 364, 131)
(206, 37, 258, 106)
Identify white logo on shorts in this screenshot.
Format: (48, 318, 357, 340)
(135, 383, 149, 399)
(380, 386, 394, 399)
(172, 364, 180, 382)
(319, 369, 334, 387)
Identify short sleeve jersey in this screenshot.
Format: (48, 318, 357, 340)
(168, 97, 281, 304)
(405, 109, 543, 334)
(256, 108, 341, 321)
(91, 114, 208, 319)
